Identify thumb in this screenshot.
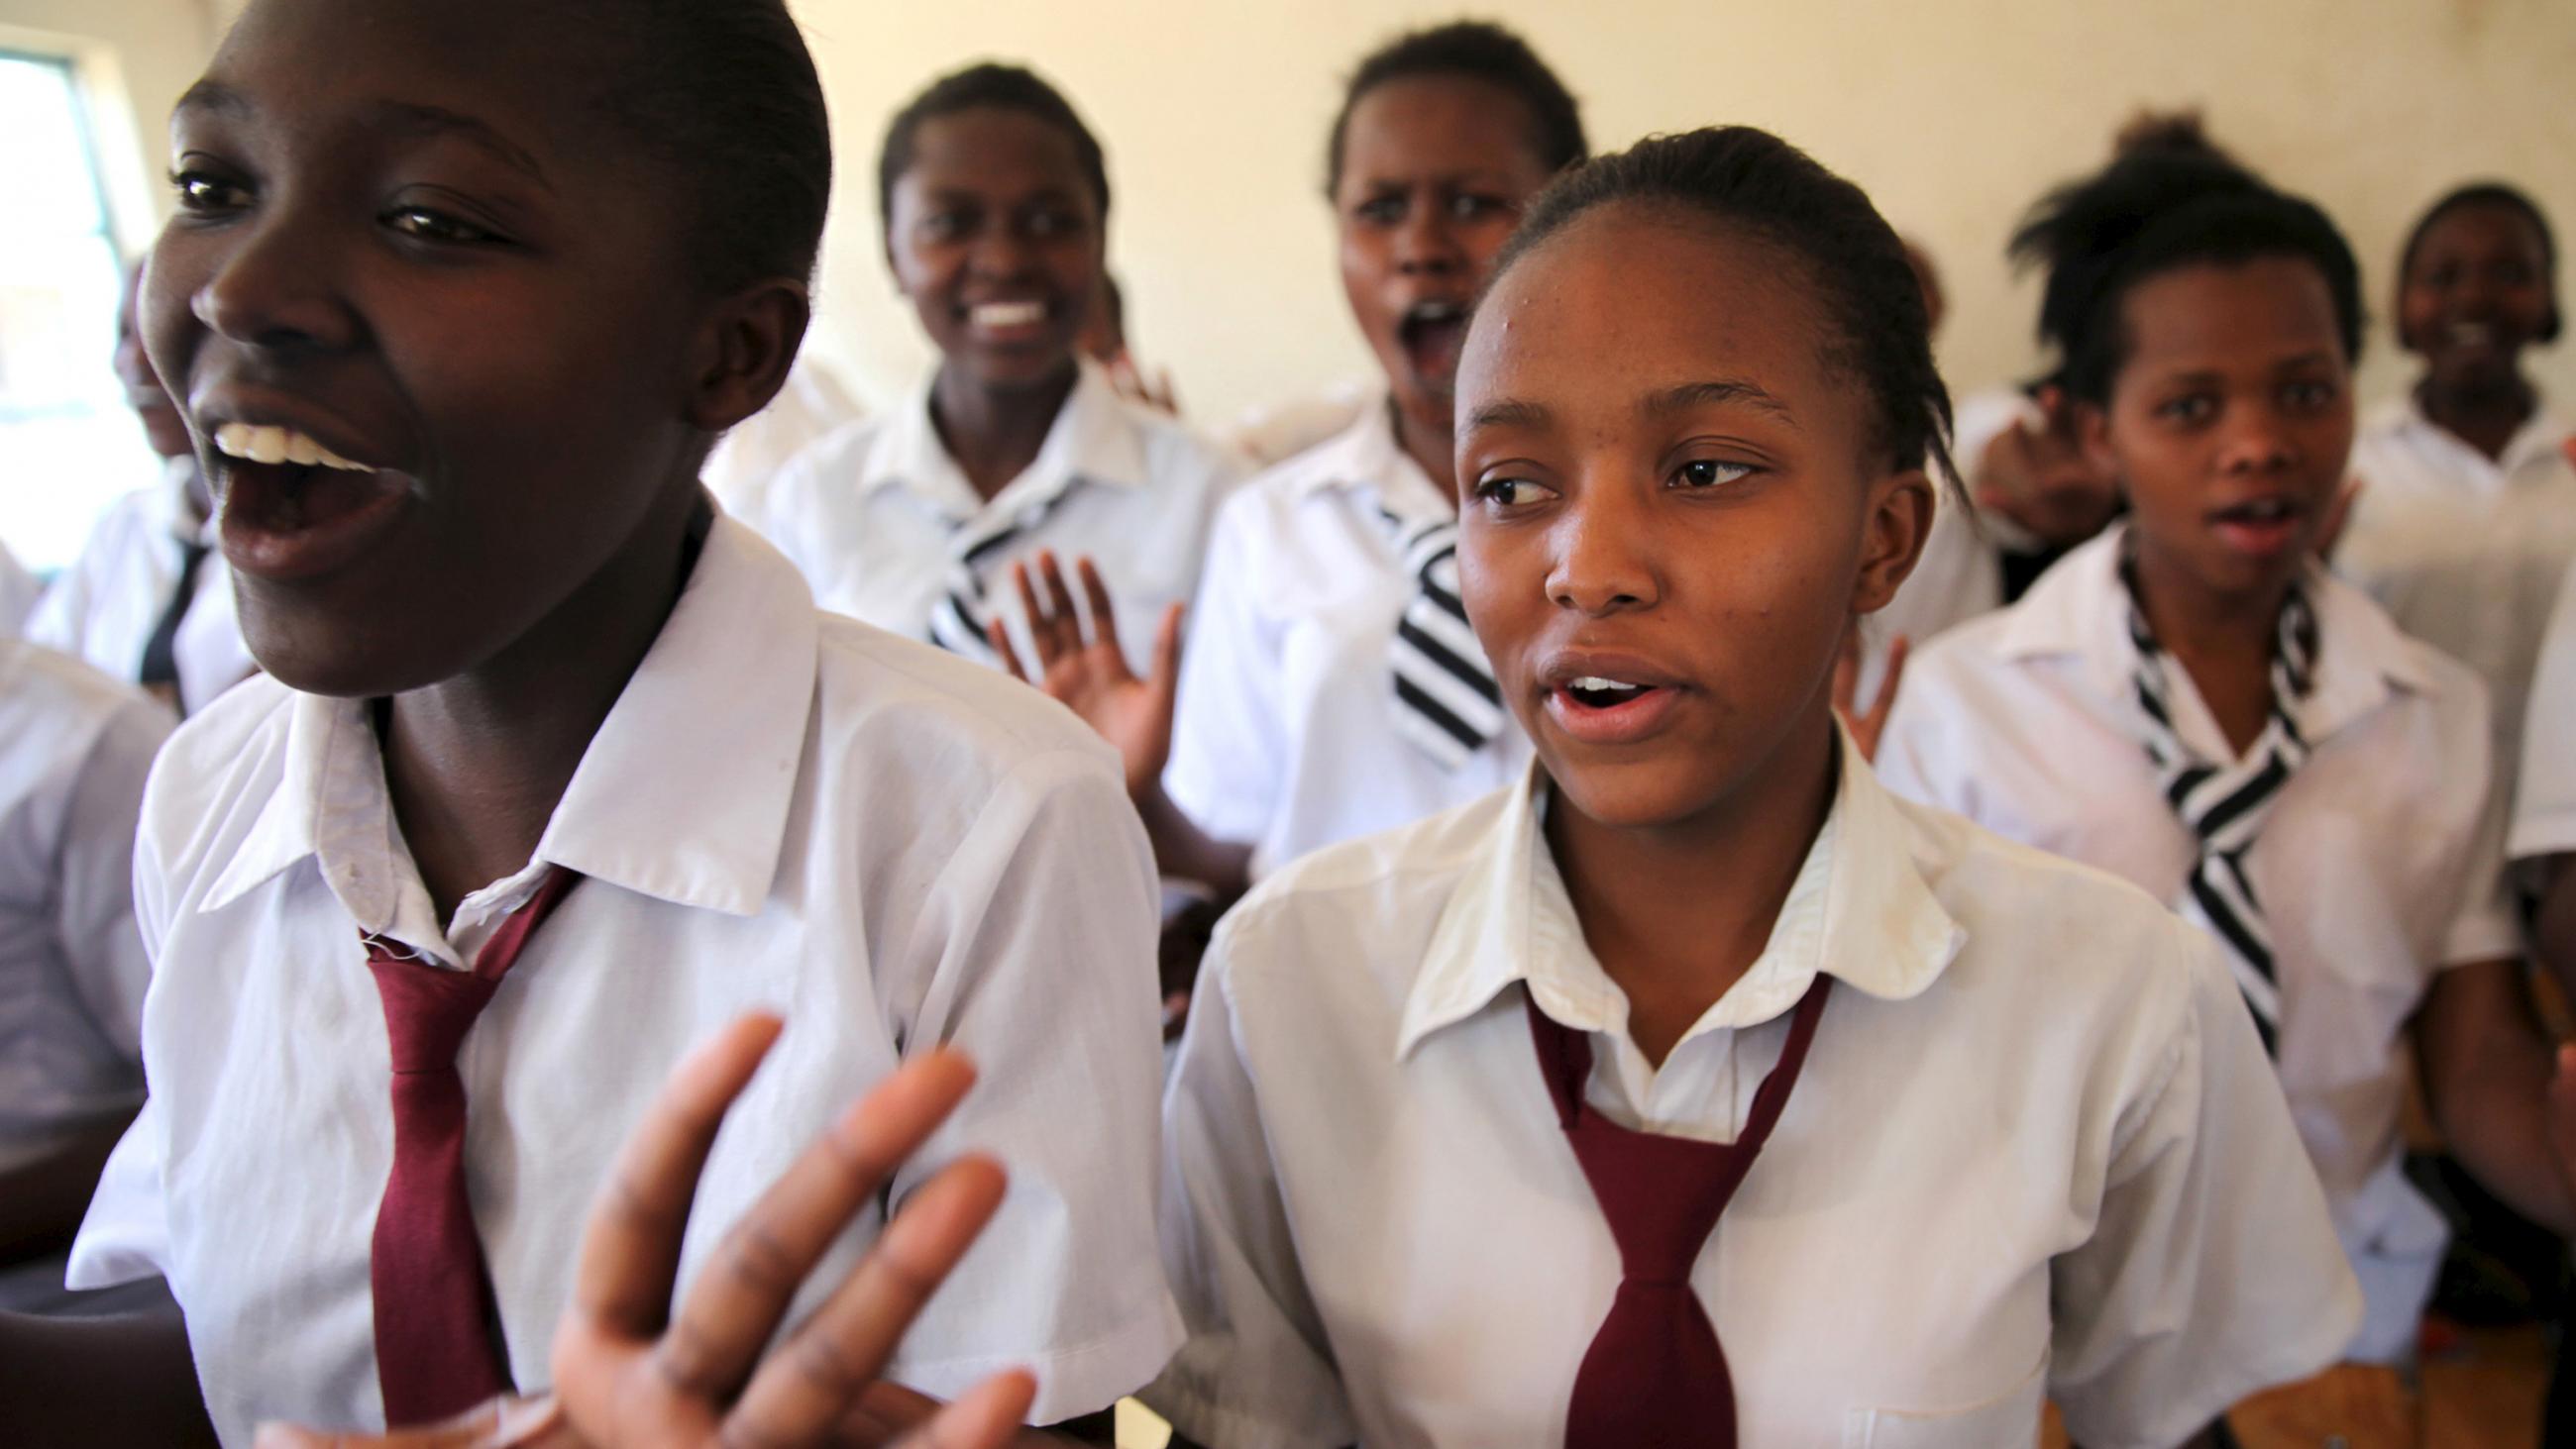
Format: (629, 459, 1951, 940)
(1151, 603, 1186, 693)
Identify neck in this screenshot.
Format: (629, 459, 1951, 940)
(2415, 372, 2535, 462)
(1547, 712, 1841, 1068)
(1392, 395, 1458, 508)
(379, 487, 706, 919)
(931, 360, 1079, 502)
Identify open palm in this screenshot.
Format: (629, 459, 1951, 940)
(992, 553, 1182, 798)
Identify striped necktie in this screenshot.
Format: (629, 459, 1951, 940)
(2120, 552, 2317, 1056)
(928, 494, 1070, 665)
(1385, 508, 1507, 769)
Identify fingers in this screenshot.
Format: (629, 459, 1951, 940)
(987, 617, 1030, 684)
(654, 1052, 980, 1405)
(1073, 559, 1135, 678)
(724, 1155, 1010, 1446)
(1150, 603, 1185, 691)
(573, 1012, 785, 1339)
(250, 1396, 559, 1449)
(1031, 552, 1085, 662)
(1860, 635, 1911, 761)
(887, 1371, 1039, 1449)
(1009, 563, 1060, 671)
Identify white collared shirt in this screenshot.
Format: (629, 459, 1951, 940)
(731, 362, 1241, 674)
(0, 542, 38, 639)
(699, 359, 865, 513)
(1163, 399, 1534, 878)
(1878, 526, 2513, 1361)
(0, 641, 171, 1169)
(1147, 742, 2357, 1449)
(27, 459, 259, 715)
(2337, 394, 2576, 818)
(68, 517, 1180, 1444)
(2512, 556, 2576, 865)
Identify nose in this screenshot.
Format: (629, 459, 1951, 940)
(192, 200, 363, 356)
(966, 221, 1039, 282)
(2213, 401, 2299, 476)
(1546, 477, 1662, 617)
(1394, 199, 1463, 277)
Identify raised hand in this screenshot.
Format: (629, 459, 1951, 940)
(990, 552, 1182, 799)
(1832, 623, 1907, 764)
(1974, 385, 2120, 549)
(255, 1015, 1034, 1449)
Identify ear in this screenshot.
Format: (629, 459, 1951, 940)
(684, 278, 810, 435)
(1853, 465, 1936, 616)
(2077, 398, 2119, 484)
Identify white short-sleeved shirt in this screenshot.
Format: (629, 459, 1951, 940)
(0, 641, 171, 1169)
(68, 517, 1180, 1443)
(731, 361, 1241, 675)
(1219, 377, 1375, 472)
(1163, 400, 1534, 877)
(1878, 527, 2513, 1361)
(27, 460, 259, 715)
(1147, 739, 2358, 1449)
(2512, 556, 2576, 865)
(2338, 395, 2576, 815)
(0, 542, 38, 638)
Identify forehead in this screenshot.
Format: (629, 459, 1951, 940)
(899, 108, 1090, 196)
(2412, 202, 2549, 263)
(1459, 206, 1848, 420)
(1338, 74, 1547, 188)
(2119, 257, 2342, 368)
(196, 0, 621, 172)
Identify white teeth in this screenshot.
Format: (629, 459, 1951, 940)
(970, 300, 1046, 328)
(1569, 675, 1642, 692)
(211, 421, 376, 471)
(1408, 301, 1464, 323)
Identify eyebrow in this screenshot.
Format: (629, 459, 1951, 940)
(372, 102, 554, 193)
(173, 79, 252, 120)
(1648, 378, 1796, 426)
(1463, 398, 1551, 432)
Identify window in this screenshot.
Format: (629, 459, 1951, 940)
(0, 50, 157, 574)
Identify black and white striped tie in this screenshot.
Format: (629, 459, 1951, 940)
(2122, 554, 2317, 1057)
(1385, 509, 1507, 769)
(927, 508, 1043, 665)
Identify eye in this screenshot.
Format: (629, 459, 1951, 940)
(1671, 458, 1753, 490)
(2282, 378, 2338, 412)
(385, 206, 499, 245)
(170, 168, 252, 214)
(1354, 195, 1404, 227)
(918, 209, 973, 243)
(2155, 392, 2217, 426)
(1449, 193, 1508, 221)
(1473, 474, 1555, 509)
(1022, 207, 1083, 240)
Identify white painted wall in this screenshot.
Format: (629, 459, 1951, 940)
(16, 0, 2576, 428)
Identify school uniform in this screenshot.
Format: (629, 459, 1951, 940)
(0, 541, 38, 638)
(1164, 397, 1535, 878)
(1147, 733, 2358, 1449)
(698, 358, 865, 513)
(2337, 394, 2576, 820)
(1878, 525, 2515, 1362)
(730, 360, 1241, 675)
(2512, 556, 2576, 868)
(67, 515, 1179, 1444)
(28, 458, 258, 715)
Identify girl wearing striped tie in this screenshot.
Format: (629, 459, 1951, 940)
(729, 63, 1241, 682)
(1146, 127, 2372, 1449)
(1878, 148, 2576, 1373)
(990, 22, 1586, 894)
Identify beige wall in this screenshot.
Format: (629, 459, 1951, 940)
(20, 0, 2576, 430)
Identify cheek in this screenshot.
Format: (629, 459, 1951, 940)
(1339, 231, 1393, 311)
(141, 240, 212, 406)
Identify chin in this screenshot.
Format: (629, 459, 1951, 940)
(1544, 749, 1731, 833)
(236, 591, 454, 700)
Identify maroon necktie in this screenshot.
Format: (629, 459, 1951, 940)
(365, 865, 580, 1426)
(1525, 976, 1832, 1449)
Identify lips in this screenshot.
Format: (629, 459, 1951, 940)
(1537, 654, 1687, 747)
(202, 415, 410, 582)
(2205, 494, 2308, 560)
(962, 297, 1053, 346)
(1395, 298, 1470, 386)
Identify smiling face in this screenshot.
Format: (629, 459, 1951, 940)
(1333, 74, 1557, 443)
(2398, 201, 2555, 393)
(1454, 204, 1931, 832)
(886, 107, 1103, 392)
(149, 0, 781, 697)
(2083, 257, 2353, 604)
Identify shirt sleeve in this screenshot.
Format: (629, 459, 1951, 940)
(2048, 926, 2362, 1449)
(2513, 557, 2576, 863)
(53, 695, 174, 1061)
(883, 744, 1181, 1422)
(1140, 934, 1358, 1449)
(1163, 494, 1288, 849)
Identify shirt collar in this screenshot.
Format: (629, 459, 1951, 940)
(865, 360, 1149, 519)
(1395, 729, 1967, 1061)
(1291, 392, 1452, 522)
(2378, 391, 2575, 481)
(1991, 524, 2438, 742)
(204, 513, 821, 924)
